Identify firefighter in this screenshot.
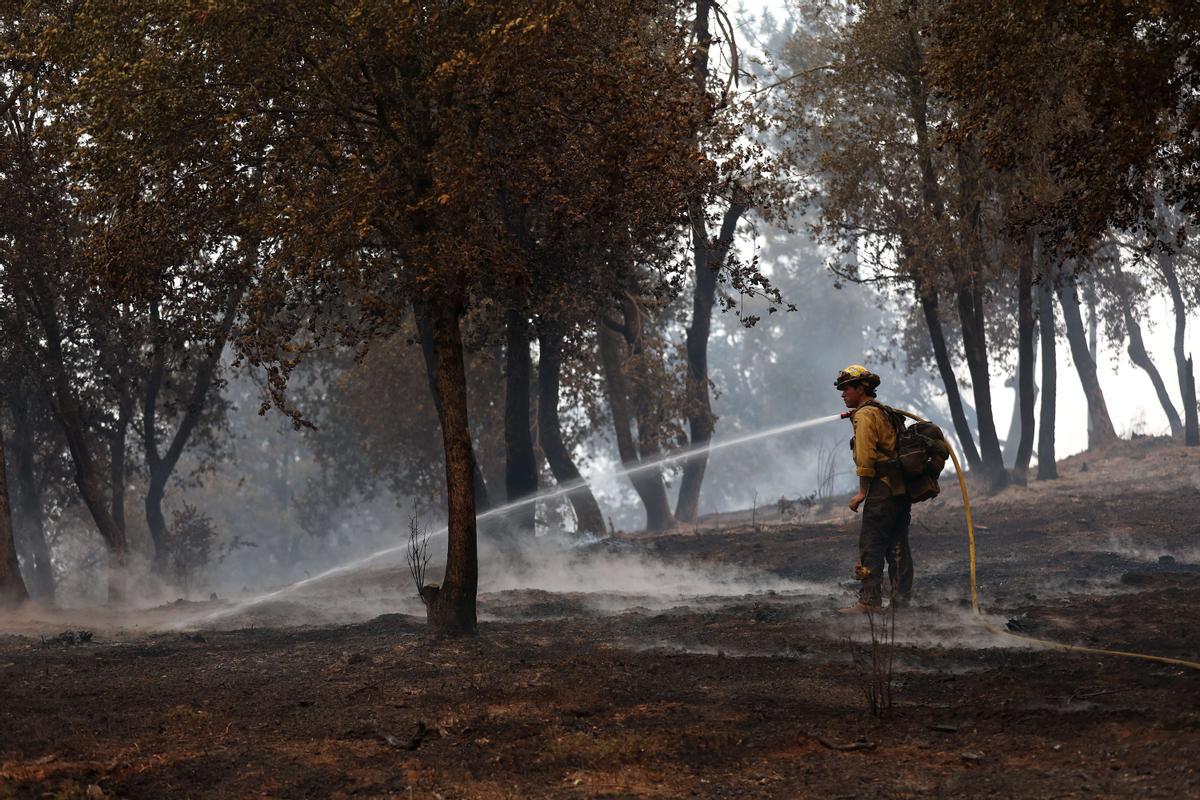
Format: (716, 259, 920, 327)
(835, 365, 913, 612)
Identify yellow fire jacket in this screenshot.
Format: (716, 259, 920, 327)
(850, 402, 898, 485)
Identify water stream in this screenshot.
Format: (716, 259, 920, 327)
(192, 413, 844, 625)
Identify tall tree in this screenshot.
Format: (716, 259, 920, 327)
(1036, 275, 1059, 479)
(780, 0, 1004, 477)
(4, 382, 56, 600)
(1154, 249, 1200, 446)
(536, 325, 606, 536)
(953, 145, 1009, 488)
(502, 310, 538, 533)
(1058, 277, 1117, 446)
(1123, 305, 1183, 437)
(675, 0, 760, 523)
(0, 424, 30, 608)
(1089, 243, 1183, 439)
(142, 261, 250, 572)
(597, 302, 677, 532)
(1011, 235, 1037, 482)
(0, 15, 130, 599)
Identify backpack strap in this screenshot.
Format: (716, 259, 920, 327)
(858, 399, 906, 436)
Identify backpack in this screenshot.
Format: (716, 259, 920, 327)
(866, 402, 950, 503)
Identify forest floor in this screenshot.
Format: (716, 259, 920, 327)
(2, 435, 1200, 798)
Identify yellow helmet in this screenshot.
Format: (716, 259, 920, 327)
(834, 364, 880, 390)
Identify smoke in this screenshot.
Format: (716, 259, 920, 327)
(0, 598, 213, 639)
(159, 526, 832, 631)
(477, 539, 830, 617)
(1084, 533, 1200, 566)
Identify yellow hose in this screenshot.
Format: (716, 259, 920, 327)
(898, 408, 1200, 672)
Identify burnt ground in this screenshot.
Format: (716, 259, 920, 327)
(2, 437, 1200, 799)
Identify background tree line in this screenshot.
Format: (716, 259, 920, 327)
(777, 0, 1200, 492)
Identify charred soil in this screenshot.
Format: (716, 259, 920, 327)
(2, 437, 1200, 798)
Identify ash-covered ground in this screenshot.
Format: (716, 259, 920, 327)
(1, 437, 1199, 799)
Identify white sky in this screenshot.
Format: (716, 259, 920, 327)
(1000, 296, 1200, 457)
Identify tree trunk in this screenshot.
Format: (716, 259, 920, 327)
(414, 302, 493, 511)
(1037, 277, 1059, 479)
(608, 287, 679, 529)
(423, 293, 478, 637)
(1003, 374, 1020, 466)
(956, 284, 1009, 489)
(503, 310, 538, 534)
(109, 391, 134, 540)
(8, 390, 54, 600)
(537, 328, 606, 536)
(916, 281, 982, 471)
(616, 298, 676, 509)
(951, 143, 1008, 490)
(597, 317, 674, 532)
(676, 200, 747, 523)
(142, 306, 170, 566)
(1058, 281, 1117, 446)
(0, 427, 30, 608)
(1003, 365, 1038, 469)
(1124, 306, 1182, 437)
(1086, 278, 1099, 442)
(1087, 279, 1099, 362)
(1158, 253, 1199, 445)
(673, 0, 746, 523)
(145, 471, 169, 568)
(1013, 241, 1038, 482)
(1186, 357, 1198, 445)
(26, 274, 127, 600)
(144, 282, 245, 573)
(47, 353, 127, 601)
(60, 411, 127, 600)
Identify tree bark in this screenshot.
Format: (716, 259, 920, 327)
(537, 327, 606, 536)
(503, 310, 538, 534)
(597, 317, 674, 532)
(143, 304, 171, 569)
(423, 292, 478, 637)
(414, 302, 493, 512)
(916, 280, 982, 471)
(1158, 253, 1199, 445)
(1013, 240, 1038, 482)
(1085, 278, 1099, 442)
(1037, 277, 1059, 479)
(29, 274, 127, 602)
(1124, 306, 1182, 437)
(1003, 375, 1019, 465)
(109, 389, 134, 540)
(953, 143, 1008, 490)
(956, 284, 1009, 489)
(613, 291, 677, 530)
(0, 427, 30, 608)
(144, 280, 245, 573)
(8, 389, 54, 600)
(1058, 281, 1117, 447)
(1186, 357, 1198, 444)
(676, 200, 747, 523)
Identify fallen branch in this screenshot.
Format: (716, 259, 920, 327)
(806, 733, 876, 752)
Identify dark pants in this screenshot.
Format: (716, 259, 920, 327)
(858, 478, 913, 606)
